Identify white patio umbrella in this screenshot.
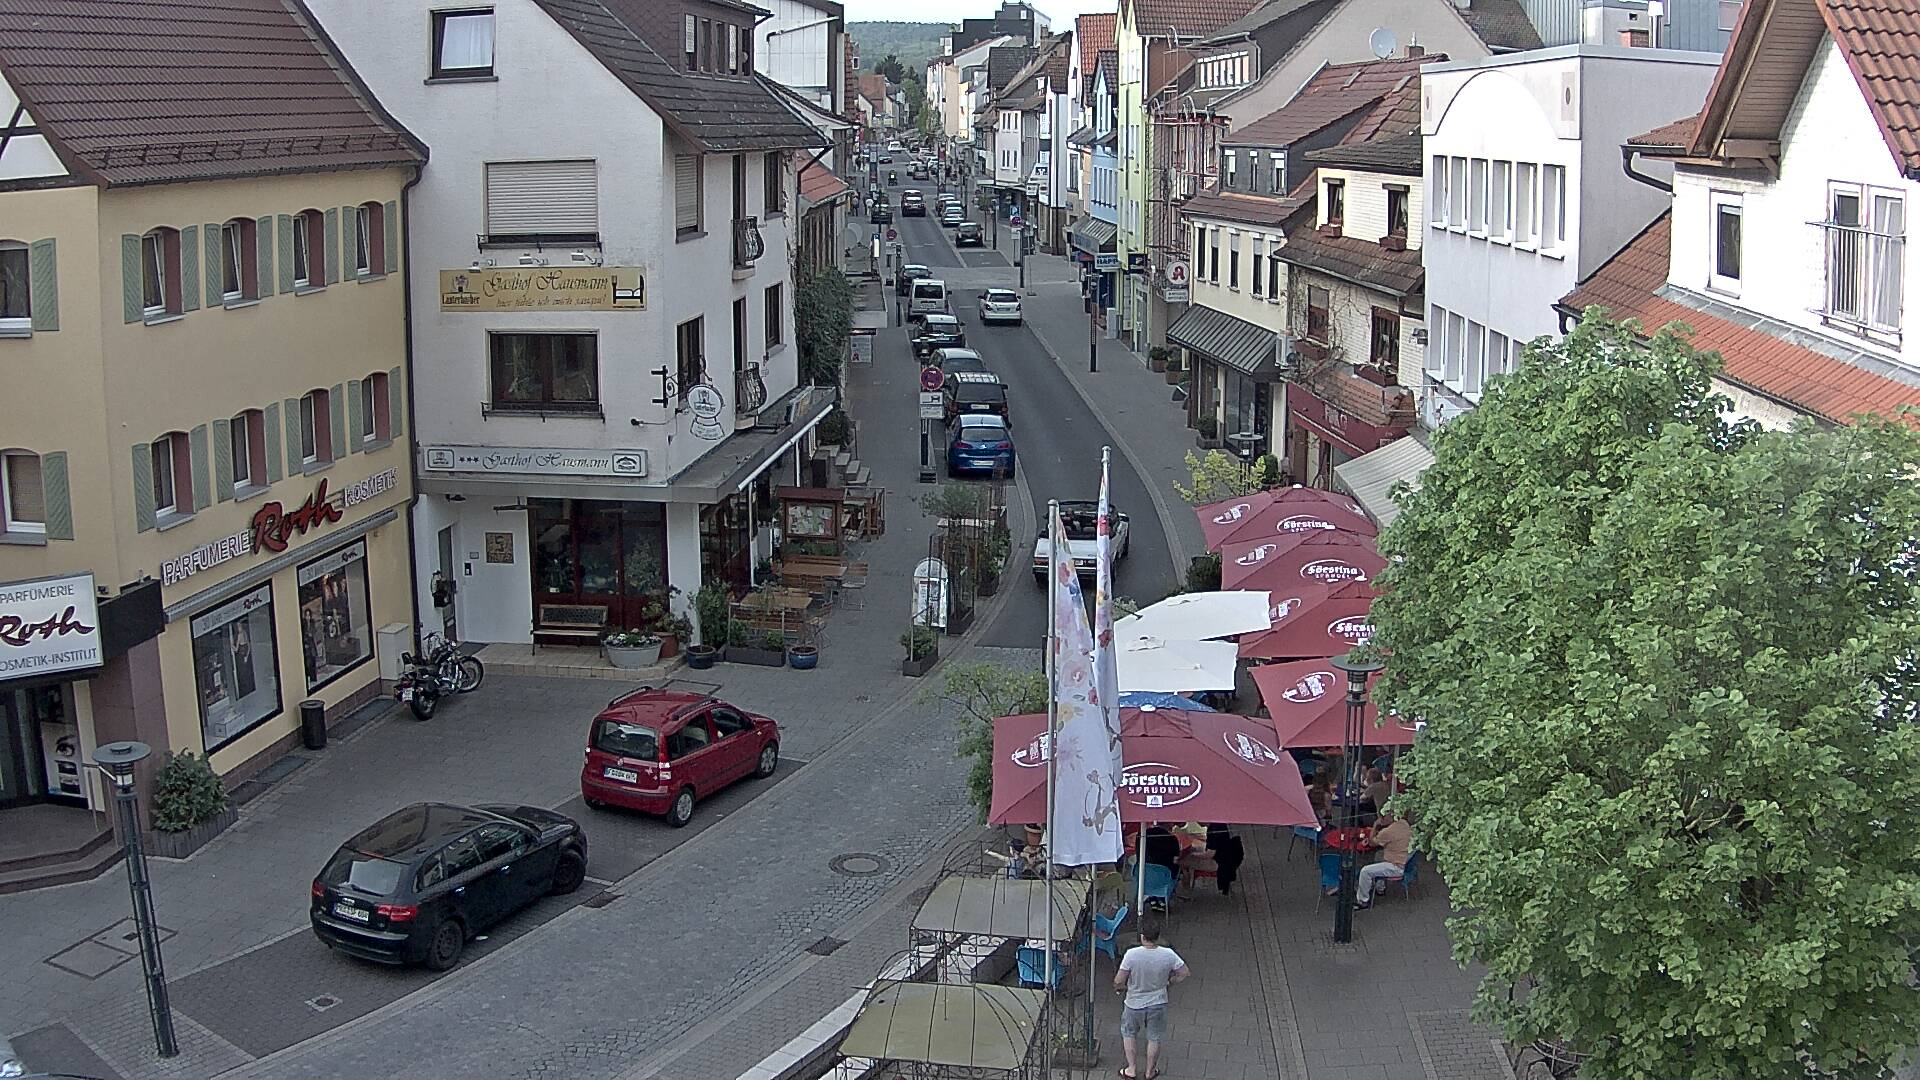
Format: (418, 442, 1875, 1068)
(1115, 591, 1272, 642)
(1114, 635, 1240, 693)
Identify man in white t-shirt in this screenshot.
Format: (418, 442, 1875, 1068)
(1113, 917, 1189, 1080)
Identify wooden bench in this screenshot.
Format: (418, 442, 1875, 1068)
(534, 603, 608, 650)
(776, 556, 847, 594)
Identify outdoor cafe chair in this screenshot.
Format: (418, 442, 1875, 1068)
(1141, 863, 1176, 912)
(1093, 904, 1129, 960)
(1017, 945, 1063, 989)
(1286, 825, 1321, 861)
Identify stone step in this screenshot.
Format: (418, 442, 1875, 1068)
(0, 840, 122, 896)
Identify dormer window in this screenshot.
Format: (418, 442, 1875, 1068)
(1324, 180, 1345, 229)
(1709, 191, 1742, 294)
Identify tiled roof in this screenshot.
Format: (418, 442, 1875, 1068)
(1097, 48, 1119, 89)
(1559, 212, 1920, 423)
(856, 74, 889, 104)
(988, 46, 1036, 90)
(1181, 185, 1312, 227)
(1275, 207, 1424, 296)
(1202, 0, 1332, 43)
(798, 160, 852, 203)
(1228, 55, 1433, 149)
(1078, 13, 1116, 74)
(1304, 134, 1423, 174)
(0, 0, 424, 187)
(1131, 0, 1264, 38)
(1629, 111, 1701, 150)
(1820, 0, 1920, 173)
(1455, 0, 1545, 51)
(1046, 45, 1071, 93)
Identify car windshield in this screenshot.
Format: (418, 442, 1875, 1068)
(943, 357, 988, 374)
(958, 418, 1007, 439)
(595, 720, 659, 760)
(321, 849, 407, 896)
(985, 290, 1018, 303)
(912, 284, 944, 299)
(959, 224, 980, 234)
(924, 316, 958, 329)
(957, 382, 1004, 404)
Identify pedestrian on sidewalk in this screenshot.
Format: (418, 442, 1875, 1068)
(1114, 917, 1189, 1080)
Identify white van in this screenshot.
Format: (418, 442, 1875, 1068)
(909, 279, 949, 321)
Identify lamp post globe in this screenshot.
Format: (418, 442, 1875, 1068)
(1328, 651, 1385, 944)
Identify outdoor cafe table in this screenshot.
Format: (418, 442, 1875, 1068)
(736, 588, 813, 615)
(1322, 826, 1374, 854)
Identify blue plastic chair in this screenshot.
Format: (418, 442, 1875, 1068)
(1017, 946, 1064, 988)
(1287, 825, 1322, 861)
(1395, 853, 1421, 899)
(1141, 863, 1176, 911)
(1318, 852, 1341, 892)
(1094, 904, 1130, 960)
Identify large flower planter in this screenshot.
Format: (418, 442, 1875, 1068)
(724, 646, 787, 667)
(787, 646, 819, 670)
(902, 651, 940, 677)
(686, 645, 719, 670)
(605, 641, 663, 668)
(145, 807, 238, 860)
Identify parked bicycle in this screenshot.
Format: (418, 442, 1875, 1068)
(395, 633, 483, 720)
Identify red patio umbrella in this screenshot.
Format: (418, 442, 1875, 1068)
(988, 707, 1318, 828)
(1196, 486, 1377, 550)
(1220, 529, 1385, 591)
(1249, 658, 1417, 748)
(1236, 579, 1378, 659)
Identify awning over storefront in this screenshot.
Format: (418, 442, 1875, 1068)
(1069, 215, 1117, 255)
(1332, 436, 1434, 528)
(1167, 304, 1282, 379)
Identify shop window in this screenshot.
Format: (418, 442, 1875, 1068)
(432, 7, 494, 79)
(192, 584, 281, 752)
(142, 227, 181, 317)
(230, 409, 266, 495)
(299, 540, 374, 690)
(355, 202, 386, 277)
(221, 219, 258, 302)
(2, 449, 43, 534)
(152, 431, 192, 520)
(489, 332, 599, 411)
(300, 388, 333, 465)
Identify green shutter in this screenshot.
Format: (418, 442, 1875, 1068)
(384, 200, 399, 276)
(323, 208, 340, 284)
(131, 443, 155, 532)
(179, 225, 200, 312)
(342, 205, 357, 277)
(388, 366, 404, 438)
(329, 384, 346, 460)
(256, 216, 275, 297)
(204, 224, 223, 304)
(189, 423, 210, 510)
(277, 215, 295, 293)
(28, 238, 57, 331)
(122, 234, 143, 323)
(284, 397, 301, 474)
(347, 378, 364, 453)
(264, 402, 283, 483)
(212, 417, 233, 500)
(40, 451, 71, 540)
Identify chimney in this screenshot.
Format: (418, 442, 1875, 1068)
(1407, 44, 1425, 58)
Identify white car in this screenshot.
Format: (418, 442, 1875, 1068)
(1031, 500, 1131, 584)
(978, 288, 1023, 325)
(940, 205, 965, 227)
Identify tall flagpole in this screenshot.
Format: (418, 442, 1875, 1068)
(1043, 499, 1059, 1026)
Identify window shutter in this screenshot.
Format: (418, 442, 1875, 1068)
(264, 402, 284, 483)
(674, 155, 700, 230)
(342, 206, 357, 275)
(329, 384, 346, 458)
(323, 208, 340, 284)
(122, 234, 143, 323)
(213, 417, 233, 499)
(256, 216, 275, 297)
(486, 160, 600, 235)
(180, 224, 200, 311)
(284, 397, 302, 474)
(347, 378, 364, 452)
(40, 452, 72, 540)
(277, 215, 295, 293)
(131, 442, 155, 532)
(189, 423, 211, 510)
(204, 224, 222, 303)
(384, 200, 399, 276)
(388, 366, 404, 437)
(28, 238, 57, 331)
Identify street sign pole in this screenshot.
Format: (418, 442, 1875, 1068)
(919, 419, 935, 484)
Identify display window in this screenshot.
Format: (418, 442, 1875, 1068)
(298, 540, 373, 690)
(192, 584, 281, 751)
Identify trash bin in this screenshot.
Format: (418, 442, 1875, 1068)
(300, 699, 326, 750)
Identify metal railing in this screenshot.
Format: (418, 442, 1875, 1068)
(1819, 221, 1904, 336)
(732, 216, 764, 270)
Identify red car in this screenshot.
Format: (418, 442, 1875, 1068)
(579, 688, 780, 827)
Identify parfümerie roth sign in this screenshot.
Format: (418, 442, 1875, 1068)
(0, 573, 103, 679)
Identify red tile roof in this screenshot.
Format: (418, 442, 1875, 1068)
(1229, 55, 1436, 149)
(1131, 0, 1264, 38)
(1559, 213, 1920, 423)
(1820, 0, 1920, 173)
(799, 160, 852, 203)
(1629, 111, 1702, 149)
(0, 0, 424, 187)
(1078, 13, 1117, 75)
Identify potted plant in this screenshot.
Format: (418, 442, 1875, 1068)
(1163, 350, 1184, 384)
(901, 622, 939, 677)
(660, 613, 693, 660)
(146, 751, 237, 859)
(788, 642, 819, 669)
(725, 624, 788, 667)
(1196, 414, 1222, 449)
(816, 407, 852, 447)
(1147, 344, 1171, 373)
(603, 629, 663, 668)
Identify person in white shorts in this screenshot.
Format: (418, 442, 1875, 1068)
(1114, 917, 1189, 1080)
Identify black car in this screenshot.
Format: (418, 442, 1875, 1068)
(895, 263, 931, 295)
(311, 802, 588, 971)
(913, 314, 967, 357)
(944, 370, 1010, 426)
(956, 222, 985, 247)
(871, 201, 893, 224)
(901, 192, 927, 216)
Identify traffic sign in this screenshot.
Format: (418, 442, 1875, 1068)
(887, 228, 898, 241)
(919, 391, 945, 419)
(920, 366, 945, 391)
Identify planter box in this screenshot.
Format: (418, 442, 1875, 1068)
(1197, 434, 1224, 450)
(1148, 355, 1167, 372)
(723, 646, 787, 667)
(902, 652, 940, 677)
(658, 635, 681, 660)
(605, 642, 663, 668)
(685, 646, 719, 670)
(145, 807, 237, 860)
(1163, 365, 1182, 384)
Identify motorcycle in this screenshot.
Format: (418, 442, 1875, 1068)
(395, 633, 484, 720)
(888, 169, 898, 185)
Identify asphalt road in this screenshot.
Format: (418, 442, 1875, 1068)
(888, 183, 1179, 649)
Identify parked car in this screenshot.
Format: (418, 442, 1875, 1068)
(311, 802, 587, 971)
(580, 688, 780, 827)
(901, 190, 927, 216)
(1031, 500, 1132, 583)
(870, 201, 893, 224)
(955, 222, 985, 246)
(911, 164, 930, 179)
(929, 347, 991, 375)
(940, 205, 965, 227)
(909, 278, 950, 321)
(894, 263, 931, 295)
(947, 414, 1015, 477)
(977, 288, 1023, 325)
(0, 1034, 21, 1079)
(944, 370, 1010, 426)
(913, 314, 967, 357)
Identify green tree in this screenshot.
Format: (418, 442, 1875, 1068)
(902, 72, 928, 133)
(925, 661, 1046, 819)
(1375, 311, 1920, 1080)
(873, 53, 906, 83)
(795, 265, 853, 388)
(1173, 449, 1264, 503)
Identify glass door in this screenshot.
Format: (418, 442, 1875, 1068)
(0, 687, 49, 809)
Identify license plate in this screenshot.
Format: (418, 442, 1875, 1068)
(603, 766, 639, 784)
(334, 902, 370, 923)
(398, 687, 413, 702)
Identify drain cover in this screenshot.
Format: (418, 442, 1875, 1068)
(582, 891, 621, 909)
(829, 853, 889, 877)
(306, 995, 341, 1013)
(806, 936, 849, 956)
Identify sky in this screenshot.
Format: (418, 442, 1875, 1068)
(843, 0, 1118, 23)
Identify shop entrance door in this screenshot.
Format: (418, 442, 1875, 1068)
(0, 684, 82, 809)
(436, 526, 458, 638)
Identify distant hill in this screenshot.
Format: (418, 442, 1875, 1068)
(849, 21, 948, 81)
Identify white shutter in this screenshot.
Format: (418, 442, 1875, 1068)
(675, 155, 701, 231)
(485, 160, 599, 236)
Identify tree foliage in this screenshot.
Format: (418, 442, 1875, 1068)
(1173, 448, 1280, 503)
(1375, 312, 1920, 1079)
(927, 661, 1047, 820)
(873, 53, 906, 83)
(796, 266, 853, 389)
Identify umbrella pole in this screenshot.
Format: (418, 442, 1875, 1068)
(1043, 500, 1058, 1014)
(1136, 820, 1146, 929)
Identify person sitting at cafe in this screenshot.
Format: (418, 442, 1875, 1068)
(1307, 767, 1336, 828)
(1142, 825, 1181, 873)
(1357, 766, 1393, 825)
(1356, 810, 1414, 909)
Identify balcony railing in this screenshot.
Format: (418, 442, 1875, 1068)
(1820, 220, 1904, 338)
(736, 363, 768, 417)
(733, 216, 765, 270)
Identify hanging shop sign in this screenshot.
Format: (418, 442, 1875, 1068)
(1095, 252, 1121, 271)
(438, 267, 646, 312)
(421, 447, 647, 478)
(0, 573, 103, 680)
(686, 385, 727, 441)
(161, 469, 399, 587)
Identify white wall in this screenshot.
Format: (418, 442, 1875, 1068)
(0, 73, 64, 181)
(1187, 215, 1290, 327)
(757, 0, 836, 106)
(413, 493, 535, 644)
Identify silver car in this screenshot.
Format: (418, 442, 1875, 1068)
(977, 288, 1022, 325)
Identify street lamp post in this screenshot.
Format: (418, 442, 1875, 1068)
(1087, 281, 1099, 373)
(1329, 652, 1385, 945)
(94, 741, 178, 1058)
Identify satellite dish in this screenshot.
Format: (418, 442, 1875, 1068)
(1368, 27, 1399, 59)
(1452, 0, 1472, 10)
